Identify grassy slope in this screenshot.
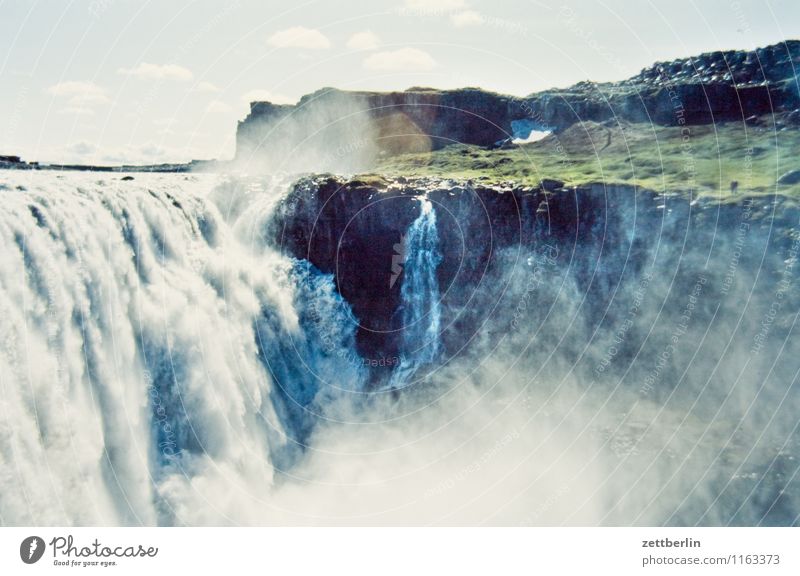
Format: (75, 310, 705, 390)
(374, 119, 800, 199)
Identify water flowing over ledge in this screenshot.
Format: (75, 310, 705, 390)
(387, 198, 443, 390)
(1, 170, 799, 526)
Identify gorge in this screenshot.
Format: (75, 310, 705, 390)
(1, 39, 799, 526)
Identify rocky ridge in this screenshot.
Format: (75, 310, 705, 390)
(237, 40, 800, 166)
(272, 174, 799, 372)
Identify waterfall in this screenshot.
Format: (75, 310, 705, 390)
(387, 198, 443, 389)
(3, 172, 797, 526)
(0, 172, 361, 525)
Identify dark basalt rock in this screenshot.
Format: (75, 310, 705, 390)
(237, 40, 800, 169)
(235, 87, 518, 171)
(275, 177, 651, 360)
(274, 175, 799, 370)
(273, 176, 423, 358)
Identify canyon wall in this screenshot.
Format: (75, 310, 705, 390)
(236, 40, 800, 168)
(272, 175, 800, 386)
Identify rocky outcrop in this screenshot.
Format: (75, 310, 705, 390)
(240, 88, 516, 151)
(0, 155, 35, 170)
(268, 176, 513, 361)
(235, 87, 518, 172)
(626, 40, 799, 87)
(524, 40, 800, 128)
(236, 40, 800, 170)
(273, 175, 800, 372)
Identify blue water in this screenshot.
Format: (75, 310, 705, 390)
(388, 198, 443, 389)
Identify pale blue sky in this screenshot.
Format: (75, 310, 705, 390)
(1, 0, 798, 164)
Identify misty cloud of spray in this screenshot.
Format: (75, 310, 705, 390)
(1, 171, 798, 526)
(234, 91, 382, 175)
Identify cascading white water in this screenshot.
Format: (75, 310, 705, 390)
(387, 198, 443, 389)
(0, 176, 604, 527)
(0, 172, 361, 526)
(2, 172, 797, 527)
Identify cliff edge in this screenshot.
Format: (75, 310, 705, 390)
(236, 40, 799, 172)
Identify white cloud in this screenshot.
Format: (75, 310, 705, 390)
(241, 90, 294, 105)
(404, 0, 465, 11)
(193, 81, 220, 93)
(346, 30, 380, 51)
(118, 62, 193, 81)
(268, 26, 331, 50)
(205, 100, 233, 115)
(140, 143, 165, 158)
(363, 48, 437, 72)
(67, 141, 96, 155)
(450, 10, 484, 27)
(47, 81, 109, 106)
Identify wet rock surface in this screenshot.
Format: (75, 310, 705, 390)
(273, 174, 800, 367)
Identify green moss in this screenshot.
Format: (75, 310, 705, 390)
(347, 173, 390, 189)
(374, 120, 800, 197)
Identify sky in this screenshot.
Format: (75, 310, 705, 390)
(0, 0, 798, 164)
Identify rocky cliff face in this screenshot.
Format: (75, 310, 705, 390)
(256, 40, 800, 386)
(273, 176, 538, 355)
(526, 40, 800, 128)
(235, 87, 517, 172)
(272, 175, 800, 384)
(236, 40, 800, 170)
